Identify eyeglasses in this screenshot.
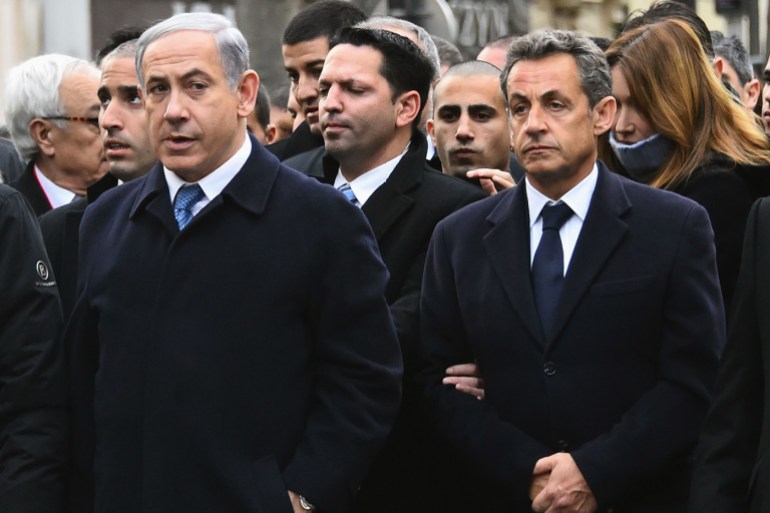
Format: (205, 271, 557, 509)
(41, 116, 100, 128)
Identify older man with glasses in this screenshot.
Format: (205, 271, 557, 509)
(5, 54, 108, 215)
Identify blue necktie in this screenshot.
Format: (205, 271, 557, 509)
(531, 202, 573, 339)
(337, 183, 359, 206)
(174, 184, 205, 230)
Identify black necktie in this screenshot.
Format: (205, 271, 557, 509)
(531, 202, 573, 339)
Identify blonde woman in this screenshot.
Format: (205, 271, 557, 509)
(602, 18, 770, 310)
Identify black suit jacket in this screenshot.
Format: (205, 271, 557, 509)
(264, 121, 323, 161)
(287, 132, 486, 512)
(418, 164, 724, 512)
(40, 173, 119, 319)
(11, 161, 53, 215)
(672, 159, 754, 313)
(65, 138, 403, 513)
(689, 197, 770, 513)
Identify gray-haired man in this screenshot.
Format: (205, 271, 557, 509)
(66, 12, 402, 513)
(418, 29, 722, 513)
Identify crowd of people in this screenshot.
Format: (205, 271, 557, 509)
(1, 1, 769, 512)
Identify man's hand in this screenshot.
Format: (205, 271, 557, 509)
(443, 362, 484, 399)
(288, 490, 309, 513)
(530, 453, 597, 513)
(529, 470, 550, 501)
(465, 168, 515, 196)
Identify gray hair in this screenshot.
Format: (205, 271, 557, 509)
(501, 29, 611, 108)
(4, 54, 100, 161)
(357, 16, 441, 80)
(136, 12, 249, 90)
(711, 31, 753, 85)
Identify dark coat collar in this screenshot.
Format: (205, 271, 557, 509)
(129, 136, 282, 231)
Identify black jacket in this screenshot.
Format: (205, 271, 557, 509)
(689, 197, 770, 513)
(290, 131, 487, 512)
(11, 161, 53, 215)
(39, 173, 119, 319)
(0, 184, 66, 512)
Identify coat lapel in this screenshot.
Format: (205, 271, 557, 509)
(483, 186, 545, 343)
(130, 136, 282, 236)
(546, 165, 631, 346)
(361, 134, 425, 240)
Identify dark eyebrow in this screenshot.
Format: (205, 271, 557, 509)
(764, 69, 770, 82)
(436, 105, 461, 115)
(285, 59, 326, 72)
(116, 85, 140, 96)
(146, 68, 213, 84)
(180, 68, 214, 82)
(468, 104, 497, 114)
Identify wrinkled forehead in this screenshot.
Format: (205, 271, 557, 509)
(506, 54, 583, 98)
(60, 72, 101, 111)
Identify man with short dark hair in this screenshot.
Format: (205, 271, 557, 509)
(419, 29, 722, 512)
(66, 13, 402, 513)
(317, 27, 485, 512)
(428, 60, 515, 192)
(268, 0, 366, 160)
(40, 40, 156, 319)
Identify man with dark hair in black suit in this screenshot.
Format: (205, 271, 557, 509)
(313, 27, 485, 512)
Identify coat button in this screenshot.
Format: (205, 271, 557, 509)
(557, 439, 569, 451)
(543, 362, 557, 376)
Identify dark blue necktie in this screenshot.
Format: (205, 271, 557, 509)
(531, 202, 573, 339)
(174, 184, 205, 230)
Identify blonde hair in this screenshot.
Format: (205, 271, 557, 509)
(605, 19, 770, 189)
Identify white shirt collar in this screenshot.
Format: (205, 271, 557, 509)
(425, 134, 436, 160)
(333, 143, 409, 206)
(34, 165, 77, 208)
(526, 163, 598, 227)
(165, 134, 252, 204)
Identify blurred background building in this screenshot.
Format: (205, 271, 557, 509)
(0, 0, 763, 124)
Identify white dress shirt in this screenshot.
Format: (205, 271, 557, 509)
(35, 165, 78, 207)
(333, 144, 409, 207)
(164, 134, 252, 217)
(526, 163, 598, 275)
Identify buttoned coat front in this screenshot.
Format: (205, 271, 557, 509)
(66, 140, 403, 513)
(418, 164, 724, 512)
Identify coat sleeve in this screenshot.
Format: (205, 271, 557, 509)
(417, 220, 553, 508)
(281, 198, 404, 513)
(687, 197, 767, 513)
(0, 188, 66, 512)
